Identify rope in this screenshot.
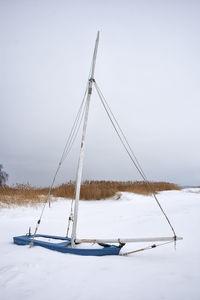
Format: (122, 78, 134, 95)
(29, 85, 88, 247)
(94, 82, 147, 179)
(60, 91, 88, 164)
(94, 81, 176, 238)
(65, 56, 99, 238)
(120, 239, 175, 256)
(30, 46, 100, 246)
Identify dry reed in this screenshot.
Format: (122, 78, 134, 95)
(0, 181, 180, 207)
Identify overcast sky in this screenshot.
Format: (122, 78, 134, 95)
(1, 0, 200, 187)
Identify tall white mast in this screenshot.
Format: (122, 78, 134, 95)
(71, 32, 99, 247)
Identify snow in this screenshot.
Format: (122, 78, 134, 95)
(0, 189, 200, 300)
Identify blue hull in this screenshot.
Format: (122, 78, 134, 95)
(13, 234, 121, 256)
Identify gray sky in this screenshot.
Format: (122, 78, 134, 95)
(1, 0, 200, 187)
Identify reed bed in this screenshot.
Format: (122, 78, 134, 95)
(0, 181, 180, 207)
(0, 184, 48, 207)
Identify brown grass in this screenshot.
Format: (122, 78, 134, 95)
(0, 183, 48, 207)
(0, 181, 181, 207)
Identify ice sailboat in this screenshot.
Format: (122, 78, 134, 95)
(13, 32, 182, 256)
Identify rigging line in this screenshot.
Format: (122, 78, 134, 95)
(62, 98, 87, 163)
(50, 79, 88, 233)
(96, 81, 147, 180)
(65, 47, 98, 237)
(60, 85, 88, 165)
(46, 84, 88, 205)
(94, 83, 148, 180)
(65, 54, 98, 237)
(94, 81, 176, 237)
(94, 82, 148, 181)
(94, 83, 163, 202)
(65, 101, 88, 237)
(55, 34, 96, 168)
(30, 85, 88, 247)
(47, 84, 88, 207)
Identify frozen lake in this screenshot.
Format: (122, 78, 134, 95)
(0, 189, 199, 300)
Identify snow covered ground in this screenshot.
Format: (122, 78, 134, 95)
(0, 189, 200, 300)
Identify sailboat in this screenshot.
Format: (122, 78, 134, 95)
(13, 32, 182, 256)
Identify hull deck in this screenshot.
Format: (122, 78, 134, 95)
(13, 234, 121, 256)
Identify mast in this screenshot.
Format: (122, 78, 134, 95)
(71, 32, 99, 247)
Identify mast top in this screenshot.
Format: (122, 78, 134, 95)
(90, 31, 100, 80)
